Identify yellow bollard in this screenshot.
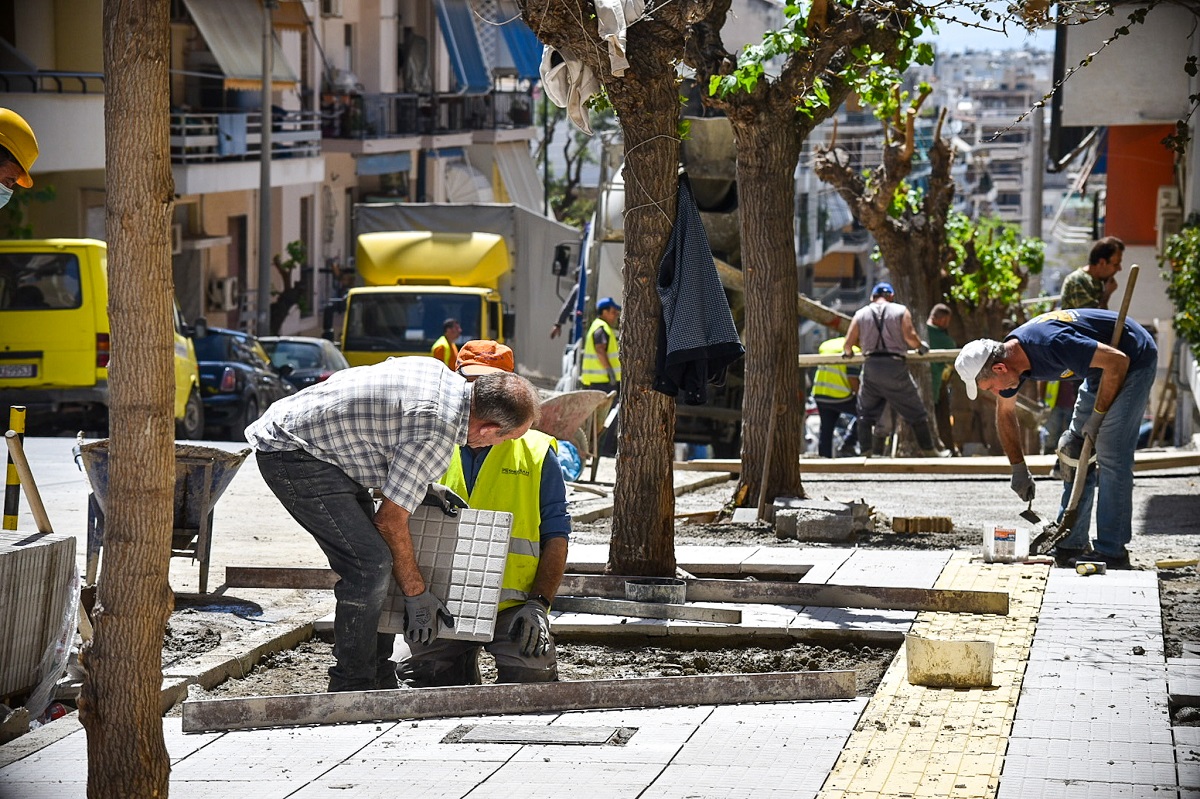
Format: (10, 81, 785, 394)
(3, 405, 25, 529)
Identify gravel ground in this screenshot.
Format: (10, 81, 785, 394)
(160, 462, 1200, 710)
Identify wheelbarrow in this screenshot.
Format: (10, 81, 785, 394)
(533, 389, 617, 482)
(77, 440, 251, 593)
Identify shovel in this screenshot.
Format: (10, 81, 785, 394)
(1029, 263, 1139, 555)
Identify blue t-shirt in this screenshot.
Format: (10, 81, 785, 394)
(1000, 309, 1157, 398)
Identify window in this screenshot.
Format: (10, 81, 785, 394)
(0, 253, 83, 311)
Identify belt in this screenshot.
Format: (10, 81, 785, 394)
(866, 352, 905, 359)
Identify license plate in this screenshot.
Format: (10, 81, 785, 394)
(0, 364, 36, 379)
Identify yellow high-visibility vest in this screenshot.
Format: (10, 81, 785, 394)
(581, 318, 620, 385)
(812, 337, 857, 400)
(431, 336, 457, 368)
(440, 431, 556, 611)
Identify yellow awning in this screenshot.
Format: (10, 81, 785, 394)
(356, 232, 511, 288)
(183, 0, 300, 91)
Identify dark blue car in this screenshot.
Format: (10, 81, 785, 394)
(192, 327, 295, 439)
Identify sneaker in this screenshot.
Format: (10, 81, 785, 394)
(1068, 550, 1133, 571)
(1053, 546, 1088, 568)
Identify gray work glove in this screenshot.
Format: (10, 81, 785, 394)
(422, 484, 468, 516)
(507, 599, 551, 657)
(404, 590, 454, 645)
(917, 342, 930, 356)
(1081, 409, 1106, 443)
(1056, 430, 1097, 470)
(1010, 462, 1035, 502)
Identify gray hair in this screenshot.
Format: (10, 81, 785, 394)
(982, 341, 1008, 372)
(470, 372, 540, 433)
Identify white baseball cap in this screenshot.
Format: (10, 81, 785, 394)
(955, 339, 1001, 400)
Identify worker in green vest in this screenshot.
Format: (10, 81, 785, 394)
(397, 340, 570, 685)
(430, 318, 461, 368)
(811, 335, 860, 458)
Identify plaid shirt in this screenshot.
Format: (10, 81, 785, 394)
(246, 357, 471, 511)
(1059, 267, 1103, 310)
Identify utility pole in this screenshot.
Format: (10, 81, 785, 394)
(256, 0, 278, 336)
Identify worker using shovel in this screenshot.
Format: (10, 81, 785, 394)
(955, 308, 1158, 570)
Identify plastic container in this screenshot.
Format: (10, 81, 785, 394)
(905, 634, 995, 688)
(982, 524, 1029, 563)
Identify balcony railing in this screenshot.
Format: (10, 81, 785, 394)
(0, 70, 105, 94)
(322, 89, 534, 140)
(170, 110, 322, 164)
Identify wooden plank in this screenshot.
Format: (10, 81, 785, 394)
(558, 575, 1008, 615)
(181, 669, 857, 733)
(796, 348, 960, 367)
(224, 566, 338, 589)
(553, 596, 743, 624)
(676, 450, 1200, 475)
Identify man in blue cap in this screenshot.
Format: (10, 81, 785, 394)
(843, 282, 946, 457)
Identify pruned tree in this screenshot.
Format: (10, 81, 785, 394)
(686, 0, 927, 504)
(79, 0, 176, 795)
(519, 0, 718, 575)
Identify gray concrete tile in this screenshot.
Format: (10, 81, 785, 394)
(998, 777, 1178, 798)
(464, 760, 666, 798)
(643, 762, 831, 798)
(287, 761, 502, 798)
(1003, 752, 1177, 784)
(0, 782, 87, 799)
(1009, 717, 1173, 745)
(170, 723, 387, 783)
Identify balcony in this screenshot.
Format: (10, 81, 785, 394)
(170, 110, 324, 195)
(320, 89, 535, 154)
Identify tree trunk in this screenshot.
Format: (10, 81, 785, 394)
(730, 113, 804, 504)
(81, 2, 176, 796)
(603, 38, 681, 577)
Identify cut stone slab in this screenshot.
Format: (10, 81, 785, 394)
(731, 507, 761, 524)
(892, 516, 954, 533)
(181, 670, 856, 733)
(775, 509, 856, 542)
(456, 724, 621, 745)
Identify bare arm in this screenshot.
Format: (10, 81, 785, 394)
(374, 498, 426, 596)
(529, 537, 568, 601)
(843, 318, 860, 355)
(1088, 343, 1130, 414)
(901, 309, 923, 350)
(994, 393, 1025, 465)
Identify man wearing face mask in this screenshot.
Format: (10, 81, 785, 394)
(0, 108, 39, 208)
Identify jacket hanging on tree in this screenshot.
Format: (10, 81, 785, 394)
(653, 173, 744, 405)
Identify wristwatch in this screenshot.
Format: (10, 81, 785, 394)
(531, 594, 552, 610)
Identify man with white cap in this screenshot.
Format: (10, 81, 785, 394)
(842, 281, 944, 456)
(398, 341, 570, 685)
(954, 308, 1157, 568)
(0, 108, 40, 206)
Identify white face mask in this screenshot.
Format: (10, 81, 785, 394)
(0, 183, 12, 209)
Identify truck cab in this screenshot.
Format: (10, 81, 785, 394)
(340, 285, 503, 366)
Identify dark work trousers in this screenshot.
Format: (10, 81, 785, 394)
(815, 396, 858, 458)
(585, 380, 620, 456)
(256, 450, 396, 692)
(856, 356, 928, 429)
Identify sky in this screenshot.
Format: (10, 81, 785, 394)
(925, 3, 1056, 52)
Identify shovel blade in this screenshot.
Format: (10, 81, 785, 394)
(1019, 508, 1042, 525)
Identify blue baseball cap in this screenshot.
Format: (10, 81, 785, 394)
(871, 282, 895, 297)
(597, 297, 622, 311)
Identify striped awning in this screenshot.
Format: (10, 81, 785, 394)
(183, 0, 300, 91)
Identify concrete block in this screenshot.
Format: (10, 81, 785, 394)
(730, 507, 760, 524)
(775, 508, 856, 542)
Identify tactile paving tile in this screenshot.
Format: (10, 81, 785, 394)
(377, 505, 512, 641)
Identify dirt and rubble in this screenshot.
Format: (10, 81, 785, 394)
(150, 466, 1200, 716)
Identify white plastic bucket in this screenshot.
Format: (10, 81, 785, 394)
(982, 524, 1029, 563)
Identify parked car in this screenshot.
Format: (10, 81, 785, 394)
(258, 335, 350, 391)
(192, 327, 295, 439)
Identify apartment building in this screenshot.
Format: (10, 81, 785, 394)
(1, 0, 542, 335)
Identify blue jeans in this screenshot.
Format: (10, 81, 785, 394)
(256, 450, 396, 691)
(1056, 365, 1155, 556)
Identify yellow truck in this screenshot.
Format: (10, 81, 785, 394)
(0, 238, 205, 437)
(334, 203, 588, 382)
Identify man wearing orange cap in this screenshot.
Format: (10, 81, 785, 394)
(0, 108, 40, 207)
(398, 340, 571, 685)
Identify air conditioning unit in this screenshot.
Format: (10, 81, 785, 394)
(1157, 185, 1184, 252)
(172, 223, 183, 256)
(207, 276, 240, 312)
(320, 0, 343, 17)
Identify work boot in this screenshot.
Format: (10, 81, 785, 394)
(871, 435, 889, 458)
(914, 419, 951, 458)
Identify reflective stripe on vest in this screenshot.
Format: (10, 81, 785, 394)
(581, 318, 620, 384)
(440, 430, 556, 611)
(431, 336, 457, 369)
(812, 337, 853, 400)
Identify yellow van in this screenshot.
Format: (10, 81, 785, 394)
(0, 238, 205, 438)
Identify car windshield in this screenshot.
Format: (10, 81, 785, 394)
(192, 332, 234, 361)
(344, 292, 481, 352)
(263, 341, 323, 370)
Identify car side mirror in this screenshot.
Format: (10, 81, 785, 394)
(191, 317, 208, 338)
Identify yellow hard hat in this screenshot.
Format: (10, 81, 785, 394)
(0, 108, 39, 188)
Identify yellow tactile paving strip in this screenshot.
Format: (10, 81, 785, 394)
(818, 552, 1049, 799)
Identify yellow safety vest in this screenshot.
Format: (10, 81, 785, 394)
(812, 337, 856, 400)
(1044, 380, 1060, 408)
(440, 430, 556, 611)
(431, 336, 457, 369)
(581, 318, 620, 385)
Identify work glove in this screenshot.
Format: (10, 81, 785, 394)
(507, 599, 551, 657)
(917, 342, 930, 356)
(422, 484, 468, 517)
(1081, 409, 1106, 443)
(1010, 462, 1035, 502)
(403, 589, 454, 645)
(1056, 429, 1097, 470)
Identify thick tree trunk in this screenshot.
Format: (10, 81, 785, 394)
(603, 38, 681, 577)
(730, 114, 804, 504)
(81, 2, 176, 796)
